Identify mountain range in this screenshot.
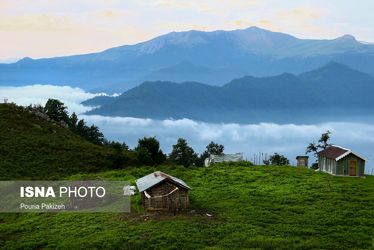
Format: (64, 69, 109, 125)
(1, 26, 374, 92)
(84, 62, 374, 124)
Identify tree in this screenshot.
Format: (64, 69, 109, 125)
(135, 137, 166, 165)
(106, 141, 129, 151)
(107, 141, 129, 168)
(169, 138, 198, 167)
(136, 147, 153, 166)
(44, 99, 69, 123)
(306, 130, 332, 156)
(121, 142, 129, 151)
(306, 130, 333, 169)
(86, 125, 105, 145)
(74, 119, 105, 145)
(266, 153, 290, 166)
(205, 141, 224, 156)
(197, 141, 225, 167)
(76, 119, 87, 136)
(318, 130, 332, 150)
(69, 112, 78, 128)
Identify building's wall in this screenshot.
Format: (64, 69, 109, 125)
(336, 154, 365, 176)
(297, 157, 308, 167)
(318, 156, 337, 174)
(141, 181, 189, 211)
(207, 153, 244, 166)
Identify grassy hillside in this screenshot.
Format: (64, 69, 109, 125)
(1, 165, 373, 249)
(0, 103, 114, 179)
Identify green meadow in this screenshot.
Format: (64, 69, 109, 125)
(1, 165, 373, 250)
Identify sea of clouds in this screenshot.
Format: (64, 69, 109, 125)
(0, 84, 119, 114)
(1, 85, 373, 173)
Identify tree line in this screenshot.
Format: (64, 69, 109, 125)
(26, 98, 296, 168)
(25, 99, 230, 167)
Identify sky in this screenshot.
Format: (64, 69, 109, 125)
(0, 0, 374, 62)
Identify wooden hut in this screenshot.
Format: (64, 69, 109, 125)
(136, 171, 191, 212)
(318, 145, 365, 177)
(296, 156, 309, 168)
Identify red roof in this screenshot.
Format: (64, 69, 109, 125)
(317, 146, 348, 160)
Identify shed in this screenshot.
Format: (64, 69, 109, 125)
(136, 171, 191, 212)
(296, 156, 309, 168)
(317, 145, 365, 177)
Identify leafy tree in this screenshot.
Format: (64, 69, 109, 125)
(135, 137, 166, 165)
(266, 153, 290, 166)
(76, 119, 87, 135)
(136, 147, 153, 166)
(107, 141, 129, 168)
(306, 130, 332, 156)
(306, 130, 332, 169)
(318, 130, 332, 150)
(105, 141, 129, 151)
(69, 112, 78, 128)
(74, 119, 105, 145)
(205, 141, 224, 156)
(121, 142, 129, 151)
(169, 138, 198, 167)
(86, 125, 105, 145)
(44, 99, 69, 124)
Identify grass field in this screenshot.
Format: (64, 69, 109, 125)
(1, 164, 373, 249)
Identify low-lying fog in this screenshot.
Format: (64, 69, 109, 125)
(1, 85, 373, 174)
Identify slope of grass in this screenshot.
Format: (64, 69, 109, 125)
(1, 165, 373, 249)
(0, 103, 114, 179)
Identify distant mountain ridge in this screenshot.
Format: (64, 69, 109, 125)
(1, 26, 374, 92)
(85, 62, 374, 123)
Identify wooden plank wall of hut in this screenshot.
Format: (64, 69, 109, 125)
(141, 181, 189, 211)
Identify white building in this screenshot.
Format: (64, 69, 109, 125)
(204, 153, 243, 167)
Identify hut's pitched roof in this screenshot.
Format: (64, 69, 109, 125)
(136, 171, 191, 192)
(317, 145, 366, 161)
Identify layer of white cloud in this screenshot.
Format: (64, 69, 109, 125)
(0, 84, 98, 114)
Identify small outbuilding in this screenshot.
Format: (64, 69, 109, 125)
(136, 171, 191, 212)
(318, 145, 365, 177)
(296, 156, 309, 168)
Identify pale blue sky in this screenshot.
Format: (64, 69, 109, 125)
(0, 0, 373, 61)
